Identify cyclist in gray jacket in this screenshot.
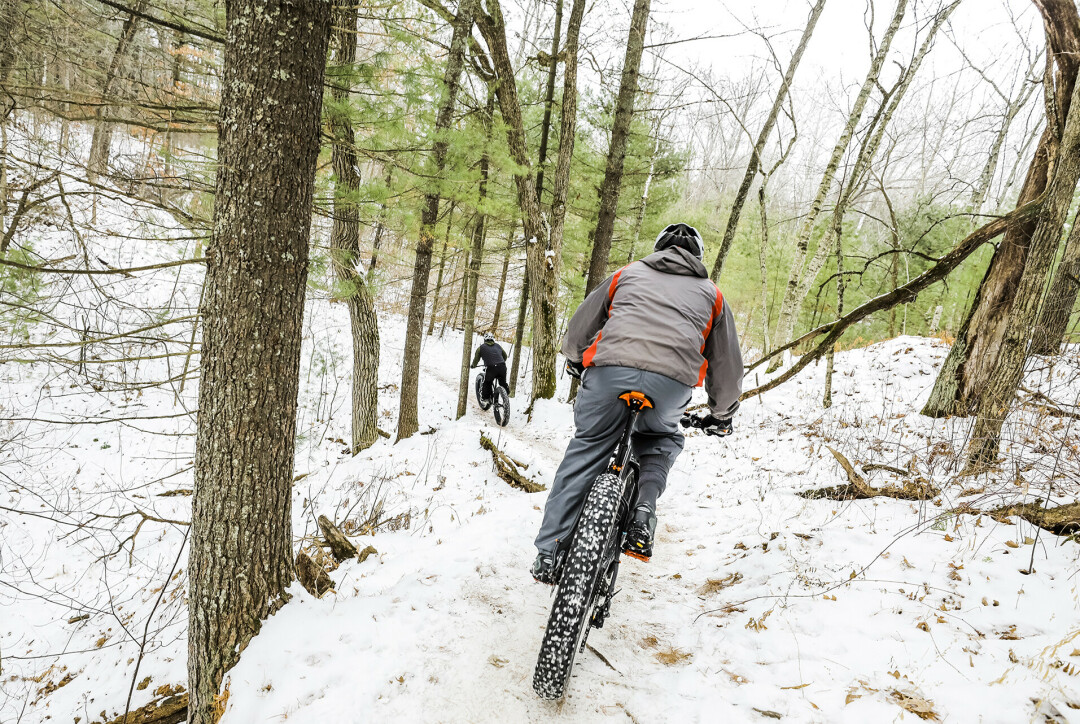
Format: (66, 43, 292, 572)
(532, 223, 743, 583)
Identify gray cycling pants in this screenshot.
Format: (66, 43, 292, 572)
(534, 365, 691, 553)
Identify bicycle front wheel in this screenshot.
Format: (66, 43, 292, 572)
(533, 472, 622, 700)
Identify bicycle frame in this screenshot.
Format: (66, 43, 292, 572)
(551, 390, 652, 593)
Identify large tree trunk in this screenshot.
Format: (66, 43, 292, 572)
(509, 273, 528, 397)
(396, 0, 475, 440)
(88, 0, 147, 180)
(536, 0, 587, 406)
(534, 0, 563, 205)
(457, 90, 495, 418)
(1031, 207, 1080, 354)
(767, 0, 907, 372)
(967, 77, 1080, 466)
(923, 0, 1080, 416)
(583, 0, 651, 295)
(709, 0, 826, 281)
(328, 1, 380, 454)
(187, 2, 330, 721)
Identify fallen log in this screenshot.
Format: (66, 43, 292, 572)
(296, 551, 334, 598)
(479, 433, 546, 493)
(100, 693, 188, 724)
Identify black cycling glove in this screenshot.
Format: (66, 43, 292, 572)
(565, 359, 585, 379)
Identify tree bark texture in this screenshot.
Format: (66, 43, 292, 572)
(967, 76, 1080, 465)
(535, 0, 587, 404)
(397, 0, 475, 440)
(369, 166, 392, 276)
(923, 0, 1080, 416)
(534, 0, 564, 205)
(709, 0, 826, 281)
(583, 0, 651, 295)
(329, 1, 380, 454)
(1031, 207, 1080, 354)
(767, 0, 907, 372)
(491, 226, 513, 331)
(88, 0, 147, 179)
(457, 91, 495, 418)
(509, 272, 528, 397)
(188, 2, 330, 722)
(428, 205, 456, 336)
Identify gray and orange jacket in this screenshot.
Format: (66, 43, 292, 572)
(562, 247, 743, 418)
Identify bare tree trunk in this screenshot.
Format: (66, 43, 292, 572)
(709, 0, 826, 280)
(627, 127, 660, 264)
(188, 2, 330, 721)
(1031, 207, 1080, 354)
(534, 0, 564, 206)
(428, 204, 456, 336)
(924, 0, 1080, 417)
(822, 213, 845, 408)
(329, 1, 380, 454)
(768, 0, 908, 371)
(0, 0, 18, 232)
(458, 90, 495, 422)
(509, 273, 528, 397)
(491, 225, 513, 331)
(583, 0, 651, 296)
(536, 0, 587, 407)
(370, 166, 392, 276)
(88, 0, 147, 180)
(967, 78, 1080, 466)
(397, 0, 475, 440)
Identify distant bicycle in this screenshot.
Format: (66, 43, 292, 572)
(475, 369, 510, 427)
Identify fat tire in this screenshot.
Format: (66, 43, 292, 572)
(533, 472, 622, 700)
(493, 385, 510, 427)
(475, 372, 492, 410)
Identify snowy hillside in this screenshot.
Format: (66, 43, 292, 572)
(2, 158, 1080, 723)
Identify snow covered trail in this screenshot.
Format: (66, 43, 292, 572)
(4, 232, 1080, 722)
(223, 329, 1080, 723)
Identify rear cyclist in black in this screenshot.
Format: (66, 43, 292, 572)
(471, 332, 509, 401)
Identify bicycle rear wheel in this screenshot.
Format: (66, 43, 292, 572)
(493, 384, 510, 427)
(475, 372, 492, 410)
(533, 472, 622, 700)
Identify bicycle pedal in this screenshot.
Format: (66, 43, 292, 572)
(622, 550, 650, 562)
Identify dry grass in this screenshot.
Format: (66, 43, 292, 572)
(654, 647, 692, 666)
(696, 571, 743, 595)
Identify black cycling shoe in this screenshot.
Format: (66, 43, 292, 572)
(531, 551, 555, 584)
(623, 505, 657, 561)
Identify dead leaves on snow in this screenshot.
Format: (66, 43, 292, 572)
(846, 680, 939, 721)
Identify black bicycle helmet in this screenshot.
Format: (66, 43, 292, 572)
(653, 223, 704, 261)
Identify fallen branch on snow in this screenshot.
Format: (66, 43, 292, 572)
(479, 433, 545, 493)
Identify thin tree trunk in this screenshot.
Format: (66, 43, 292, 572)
(757, 183, 771, 356)
(535, 0, 564, 206)
(1031, 207, 1080, 354)
(88, 0, 147, 179)
(583, 0, 651, 296)
(457, 89, 495, 418)
(397, 0, 475, 440)
(0, 0, 17, 232)
(767, 0, 907, 372)
(627, 127, 660, 264)
(710, 0, 826, 280)
(369, 166, 392, 276)
(187, 2, 330, 721)
(823, 213, 845, 408)
(967, 78, 1080, 466)
(924, 0, 1080, 417)
(510, 273, 528, 397)
(329, 1, 380, 454)
(491, 225, 514, 331)
(428, 203, 456, 336)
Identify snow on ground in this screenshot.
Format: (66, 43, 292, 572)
(3, 140, 1080, 722)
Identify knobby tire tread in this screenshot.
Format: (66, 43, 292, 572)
(533, 472, 622, 700)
